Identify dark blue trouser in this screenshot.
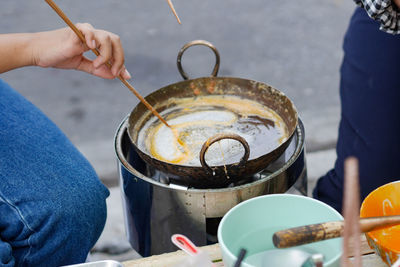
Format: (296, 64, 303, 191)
(0, 80, 110, 266)
(313, 7, 400, 213)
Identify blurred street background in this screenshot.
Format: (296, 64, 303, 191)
(1, 0, 355, 262)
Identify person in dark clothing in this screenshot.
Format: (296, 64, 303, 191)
(313, 1, 400, 212)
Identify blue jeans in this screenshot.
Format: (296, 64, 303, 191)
(0, 79, 110, 266)
(313, 7, 400, 212)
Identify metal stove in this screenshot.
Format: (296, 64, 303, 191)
(115, 116, 307, 256)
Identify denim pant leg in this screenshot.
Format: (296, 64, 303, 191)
(313, 7, 400, 213)
(0, 80, 110, 267)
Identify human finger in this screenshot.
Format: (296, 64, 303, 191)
(92, 31, 113, 71)
(77, 56, 115, 79)
(73, 24, 130, 79)
(75, 23, 96, 50)
(120, 66, 132, 80)
(109, 33, 125, 77)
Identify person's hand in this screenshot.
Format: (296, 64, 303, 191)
(395, 0, 400, 8)
(32, 23, 131, 80)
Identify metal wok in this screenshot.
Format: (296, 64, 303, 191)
(127, 40, 298, 188)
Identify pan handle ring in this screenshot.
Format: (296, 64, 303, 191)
(177, 40, 220, 80)
(199, 133, 250, 174)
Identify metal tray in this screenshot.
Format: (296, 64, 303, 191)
(62, 260, 123, 267)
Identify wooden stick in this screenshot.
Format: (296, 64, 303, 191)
(44, 0, 171, 128)
(166, 0, 181, 24)
(342, 157, 362, 267)
(272, 215, 400, 248)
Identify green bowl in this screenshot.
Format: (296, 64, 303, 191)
(217, 194, 343, 267)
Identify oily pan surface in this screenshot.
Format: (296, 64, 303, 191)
(136, 95, 289, 167)
(128, 77, 298, 169)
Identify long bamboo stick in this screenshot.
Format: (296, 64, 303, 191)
(44, 0, 171, 128)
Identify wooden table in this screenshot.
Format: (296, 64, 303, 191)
(122, 235, 387, 267)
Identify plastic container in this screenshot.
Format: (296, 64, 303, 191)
(360, 181, 400, 266)
(217, 194, 343, 267)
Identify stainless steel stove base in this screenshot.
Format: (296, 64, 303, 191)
(115, 117, 307, 256)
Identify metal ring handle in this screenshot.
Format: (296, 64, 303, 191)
(199, 133, 250, 174)
(177, 40, 220, 80)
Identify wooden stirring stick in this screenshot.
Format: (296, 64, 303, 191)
(44, 0, 171, 128)
(342, 157, 362, 267)
(166, 0, 181, 24)
(273, 215, 400, 248)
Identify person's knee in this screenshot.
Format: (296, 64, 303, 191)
(59, 176, 110, 240)
(28, 178, 110, 265)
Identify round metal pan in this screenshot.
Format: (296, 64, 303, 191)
(127, 40, 298, 188)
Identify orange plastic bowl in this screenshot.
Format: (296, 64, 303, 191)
(360, 181, 400, 266)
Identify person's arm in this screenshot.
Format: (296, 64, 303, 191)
(0, 23, 131, 79)
(0, 33, 35, 72)
(354, 0, 400, 34)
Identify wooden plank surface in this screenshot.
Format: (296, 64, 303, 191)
(350, 253, 387, 267)
(123, 244, 221, 267)
(122, 235, 386, 267)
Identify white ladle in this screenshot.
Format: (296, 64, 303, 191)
(244, 248, 324, 267)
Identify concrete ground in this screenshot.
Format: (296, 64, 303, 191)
(1, 0, 353, 181)
(0, 0, 355, 263)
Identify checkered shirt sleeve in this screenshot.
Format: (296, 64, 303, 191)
(354, 0, 400, 34)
